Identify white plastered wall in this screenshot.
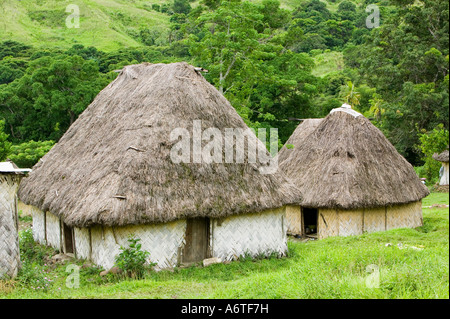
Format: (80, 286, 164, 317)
(46, 211, 61, 251)
(440, 162, 449, 185)
(31, 206, 46, 244)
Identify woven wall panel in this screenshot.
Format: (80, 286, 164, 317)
(0, 175, 21, 279)
(285, 205, 302, 235)
(211, 208, 287, 262)
(90, 226, 120, 270)
(90, 220, 186, 270)
(338, 210, 363, 237)
(387, 201, 423, 230)
(363, 207, 386, 233)
(46, 211, 61, 251)
(74, 227, 90, 260)
(31, 206, 46, 244)
(318, 209, 339, 239)
(114, 220, 187, 269)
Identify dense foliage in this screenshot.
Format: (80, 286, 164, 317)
(7, 140, 55, 168)
(0, 0, 448, 182)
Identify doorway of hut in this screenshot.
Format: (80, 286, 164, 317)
(181, 217, 210, 264)
(303, 208, 318, 238)
(62, 222, 74, 254)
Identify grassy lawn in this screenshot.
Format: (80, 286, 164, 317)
(1, 192, 448, 299)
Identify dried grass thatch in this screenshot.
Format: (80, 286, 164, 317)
(433, 150, 449, 162)
(18, 62, 301, 227)
(278, 107, 430, 209)
(282, 119, 323, 148)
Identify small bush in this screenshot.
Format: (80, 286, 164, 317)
(19, 229, 55, 265)
(17, 229, 58, 292)
(115, 236, 155, 278)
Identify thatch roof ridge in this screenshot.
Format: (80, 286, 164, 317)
(18, 62, 301, 227)
(278, 107, 430, 209)
(433, 149, 449, 162)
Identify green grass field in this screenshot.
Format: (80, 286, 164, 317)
(0, 0, 360, 52)
(0, 0, 172, 51)
(1, 192, 448, 299)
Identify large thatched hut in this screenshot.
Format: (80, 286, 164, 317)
(18, 62, 300, 270)
(433, 150, 449, 186)
(0, 161, 31, 279)
(278, 106, 430, 239)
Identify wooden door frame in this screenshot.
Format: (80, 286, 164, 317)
(181, 217, 211, 264)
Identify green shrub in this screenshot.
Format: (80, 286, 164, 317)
(17, 229, 58, 291)
(27, 10, 68, 27)
(19, 228, 55, 264)
(115, 236, 154, 278)
(152, 4, 161, 12)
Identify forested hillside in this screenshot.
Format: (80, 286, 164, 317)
(0, 0, 448, 183)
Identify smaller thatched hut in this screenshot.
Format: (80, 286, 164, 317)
(278, 106, 430, 239)
(433, 150, 449, 186)
(0, 161, 31, 279)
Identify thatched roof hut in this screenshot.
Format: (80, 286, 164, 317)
(0, 161, 30, 279)
(278, 106, 430, 239)
(433, 149, 449, 186)
(433, 150, 449, 163)
(18, 62, 300, 269)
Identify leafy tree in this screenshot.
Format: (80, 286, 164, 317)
(7, 140, 55, 168)
(187, 0, 318, 142)
(0, 57, 27, 85)
(343, 0, 449, 163)
(418, 124, 449, 183)
(0, 120, 11, 161)
(0, 54, 111, 142)
(339, 80, 360, 108)
(0, 41, 32, 60)
(173, 0, 192, 14)
(202, 0, 221, 10)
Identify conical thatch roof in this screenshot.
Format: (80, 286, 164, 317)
(282, 119, 323, 150)
(18, 62, 300, 227)
(278, 107, 430, 209)
(433, 150, 449, 162)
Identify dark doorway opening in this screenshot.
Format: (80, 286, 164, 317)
(63, 223, 74, 254)
(182, 217, 210, 264)
(303, 208, 318, 238)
